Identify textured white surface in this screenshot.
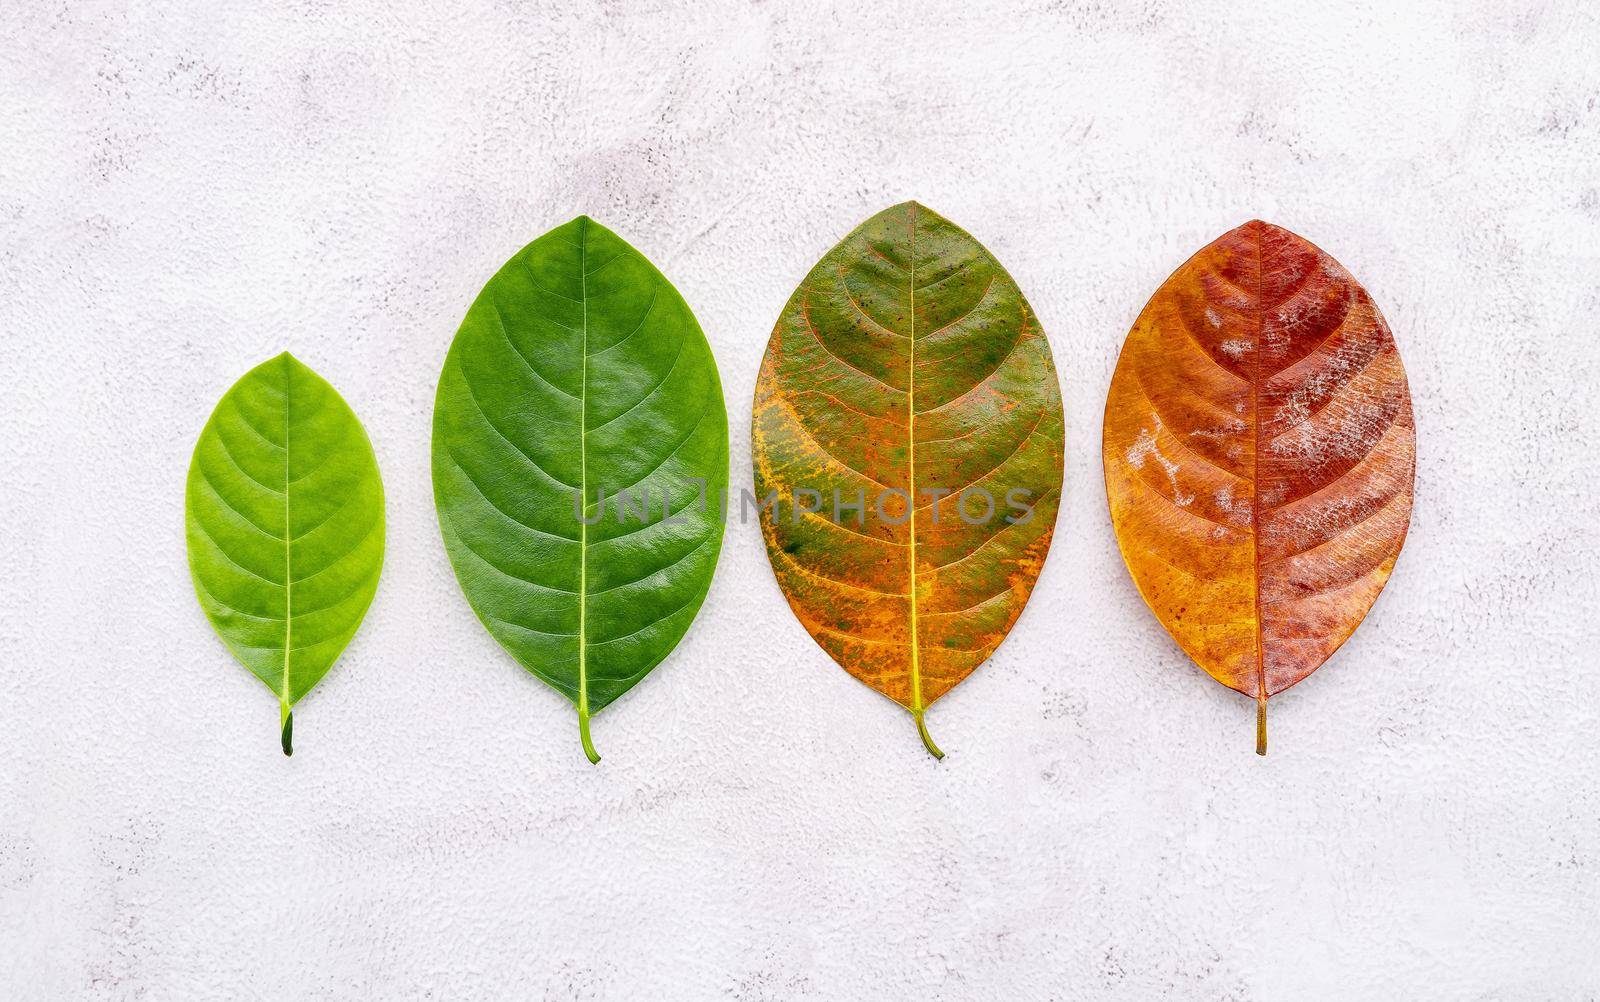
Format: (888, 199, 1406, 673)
(2, 2, 1598, 998)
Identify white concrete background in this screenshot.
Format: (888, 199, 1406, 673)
(2, 1, 1597, 998)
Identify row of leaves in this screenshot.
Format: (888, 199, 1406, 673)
(187, 206, 1414, 760)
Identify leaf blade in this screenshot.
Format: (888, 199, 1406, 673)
(186, 353, 386, 751)
(753, 202, 1065, 755)
(432, 217, 728, 761)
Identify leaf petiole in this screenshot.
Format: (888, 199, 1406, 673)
(579, 704, 601, 765)
(914, 709, 944, 761)
(280, 700, 294, 757)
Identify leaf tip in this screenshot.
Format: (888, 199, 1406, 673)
(1230, 218, 1300, 247)
(280, 707, 294, 757)
(266, 351, 317, 386)
(565, 213, 602, 235)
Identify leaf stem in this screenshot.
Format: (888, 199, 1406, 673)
(914, 709, 944, 760)
(1255, 692, 1267, 757)
(579, 704, 601, 765)
(279, 699, 294, 757)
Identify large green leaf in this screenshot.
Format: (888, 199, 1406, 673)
(185, 353, 385, 755)
(432, 216, 728, 763)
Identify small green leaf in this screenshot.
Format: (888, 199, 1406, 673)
(432, 216, 728, 763)
(185, 353, 386, 755)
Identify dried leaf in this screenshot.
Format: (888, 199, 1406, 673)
(753, 202, 1064, 757)
(1103, 220, 1415, 753)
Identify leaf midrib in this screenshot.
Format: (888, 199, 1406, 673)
(282, 361, 294, 713)
(905, 206, 925, 723)
(1251, 233, 1265, 712)
(578, 219, 591, 738)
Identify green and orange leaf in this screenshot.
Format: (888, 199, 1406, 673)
(753, 202, 1065, 757)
